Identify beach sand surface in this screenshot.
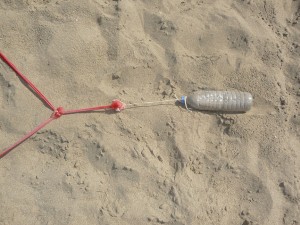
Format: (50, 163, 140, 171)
(0, 0, 300, 224)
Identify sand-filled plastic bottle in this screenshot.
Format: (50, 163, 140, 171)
(181, 91, 253, 112)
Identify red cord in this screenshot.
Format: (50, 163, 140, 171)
(0, 52, 56, 111)
(0, 52, 126, 159)
(0, 117, 54, 159)
(63, 100, 126, 114)
(63, 105, 112, 114)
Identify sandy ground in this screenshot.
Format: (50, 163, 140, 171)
(0, 0, 300, 224)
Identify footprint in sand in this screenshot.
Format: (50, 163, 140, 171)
(0, 73, 16, 107)
(85, 137, 140, 184)
(143, 10, 179, 79)
(96, 0, 121, 61)
(32, 129, 69, 159)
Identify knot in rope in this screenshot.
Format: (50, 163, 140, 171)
(52, 107, 64, 119)
(110, 100, 126, 111)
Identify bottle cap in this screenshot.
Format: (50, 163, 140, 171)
(181, 96, 186, 105)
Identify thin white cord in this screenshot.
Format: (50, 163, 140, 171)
(124, 95, 191, 111)
(126, 97, 179, 109)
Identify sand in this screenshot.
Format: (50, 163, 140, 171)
(0, 0, 300, 224)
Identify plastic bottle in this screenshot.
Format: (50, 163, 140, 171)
(181, 91, 253, 112)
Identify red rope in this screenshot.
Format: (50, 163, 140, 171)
(0, 52, 56, 111)
(0, 52, 126, 159)
(0, 117, 54, 159)
(63, 100, 125, 114)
